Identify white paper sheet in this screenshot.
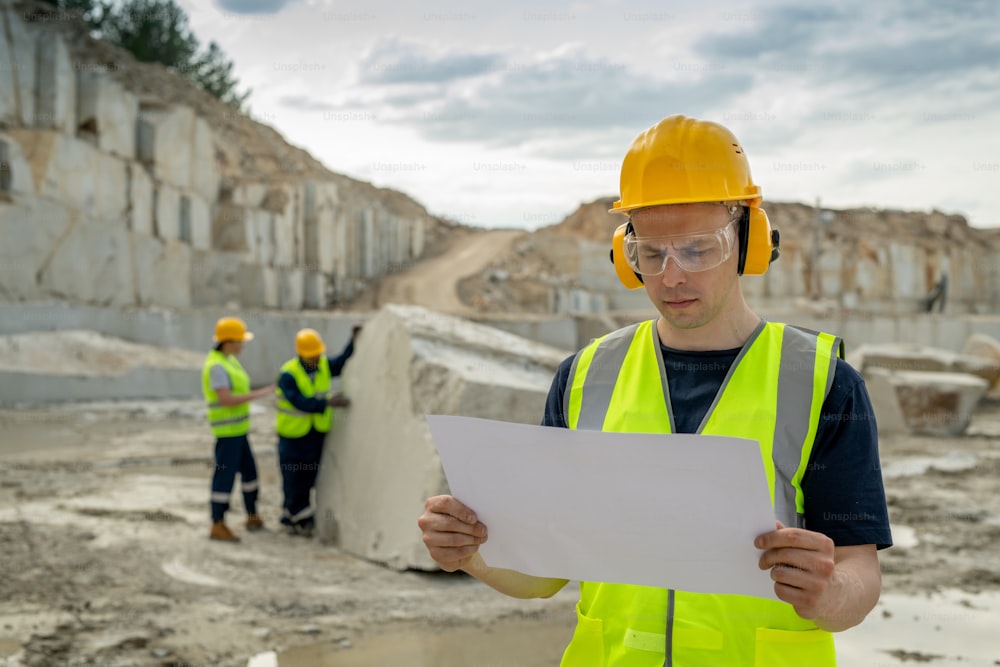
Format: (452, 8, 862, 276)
(426, 415, 779, 600)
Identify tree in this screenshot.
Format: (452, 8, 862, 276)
(41, 0, 251, 110)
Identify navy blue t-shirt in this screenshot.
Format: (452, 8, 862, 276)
(542, 342, 892, 549)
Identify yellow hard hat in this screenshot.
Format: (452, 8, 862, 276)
(611, 114, 762, 214)
(295, 328, 325, 357)
(213, 317, 254, 342)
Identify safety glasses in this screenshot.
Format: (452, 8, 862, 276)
(624, 219, 738, 274)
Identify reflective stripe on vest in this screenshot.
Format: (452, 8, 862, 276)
(201, 350, 251, 438)
(275, 356, 333, 438)
(560, 320, 841, 667)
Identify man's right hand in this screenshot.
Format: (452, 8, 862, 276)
(327, 393, 350, 407)
(417, 495, 487, 572)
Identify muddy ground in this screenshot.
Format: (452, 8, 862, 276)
(1, 397, 999, 666)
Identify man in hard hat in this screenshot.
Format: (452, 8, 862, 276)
(418, 115, 891, 665)
(275, 325, 361, 537)
(202, 317, 275, 542)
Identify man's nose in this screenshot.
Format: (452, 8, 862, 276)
(659, 255, 687, 287)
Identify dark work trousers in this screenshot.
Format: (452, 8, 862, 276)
(210, 435, 259, 522)
(278, 428, 327, 528)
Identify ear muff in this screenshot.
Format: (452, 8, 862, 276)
(610, 222, 644, 289)
(738, 207, 780, 276)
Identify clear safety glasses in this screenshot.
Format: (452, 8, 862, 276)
(624, 218, 738, 275)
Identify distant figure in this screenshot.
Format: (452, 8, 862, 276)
(924, 272, 949, 313)
(202, 317, 276, 542)
(274, 325, 361, 537)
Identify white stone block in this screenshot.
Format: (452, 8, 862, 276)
(76, 69, 137, 159)
(1, 8, 36, 127)
(852, 343, 1000, 390)
(318, 304, 566, 570)
(155, 183, 181, 241)
(0, 131, 36, 195)
(129, 165, 154, 235)
(94, 151, 128, 225)
(248, 209, 274, 264)
(212, 203, 248, 252)
(188, 192, 211, 250)
(39, 222, 133, 306)
(962, 333, 1000, 393)
(190, 249, 242, 307)
(0, 16, 17, 125)
(864, 368, 908, 435)
(132, 234, 191, 308)
(0, 197, 73, 300)
(33, 34, 75, 133)
(190, 116, 219, 202)
(888, 370, 988, 436)
(238, 263, 278, 308)
(141, 105, 194, 190)
(277, 266, 304, 310)
(303, 271, 327, 309)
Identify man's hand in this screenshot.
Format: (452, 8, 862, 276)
(756, 521, 881, 631)
(327, 393, 350, 408)
(251, 384, 276, 400)
(417, 495, 487, 572)
(351, 324, 363, 341)
(756, 520, 835, 620)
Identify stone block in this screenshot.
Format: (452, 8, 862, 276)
(38, 222, 133, 306)
(0, 197, 73, 300)
(154, 183, 181, 241)
(129, 164, 154, 235)
(318, 304, 566, 570)
(94, 151, 129, 225)
(238, 263, 278, 309)
(188, 192, 211, 250)
(852, 343, 1000, 390)
(1, 7, 36, 126)
(190, 249, 242, 308)
(76, 69, 137, 159)
(132, 234, 191, 308)
(33, 33, 75, 133)
(277, 266, 304, 310)
(190, 116, 220, 202)
(863, 368, 908, 434)
(141, 105, 194, 190)
(962, 333, 1000, 393)
(302, 271, 327, 309)
(212, 203, 248, 252)
(0, 132, 36, 195)
(888, 370, 988, 436)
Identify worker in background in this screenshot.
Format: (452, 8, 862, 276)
(202, 317, 275, 542)
(275, 325, 361, 537)
(418, 115, 891, 665)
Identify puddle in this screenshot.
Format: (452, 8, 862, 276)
(837, 589, 1000, 665)
(252, 617, 573, 667)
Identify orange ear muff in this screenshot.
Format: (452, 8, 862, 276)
(740, 207, 779, 276)
(611, 222, 645, 290)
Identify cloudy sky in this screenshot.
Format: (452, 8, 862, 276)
(181, 0, 1000, 230)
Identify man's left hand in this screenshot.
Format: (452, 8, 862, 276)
(755, 520, 836, 620)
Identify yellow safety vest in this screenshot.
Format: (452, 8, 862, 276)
(201, 350, 251, 438)
(561, 320, 842, 667)
(275, 356, 333, 438)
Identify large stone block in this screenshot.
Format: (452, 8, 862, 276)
(154, 183, 181, 241)
(38, 222, 133, 306)
(33, 33, 75, 133)
(276, 266, 304, 310)
(129, 164, 154, 235)
(0, 197, 73, 300)
(1, 7, 36, 126)
(962, 333, 1000, 394)
(318, 304, 566, 570)
(212, 203, 248, 252)
(76, 69, 137, 158)
(302, 271, 327, 309)
(238, 263, 278, 308)
(887, 370, 988, 436)
(187, 192, 211, 250)
(863, 368, 908, 435)
(0, 132, 36, 195)
(132, 234, 191, 308)
(190, 116, 219, 202)
(141, 105, 194, 190)
(190, 249, 242, 308)
(850, 343, 1000, 389)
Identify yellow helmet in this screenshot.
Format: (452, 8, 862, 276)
(611, 114, 762, 214)
(295, 328, 325, 357)
(213, 317, 254, 342)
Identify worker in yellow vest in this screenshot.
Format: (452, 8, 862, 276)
(418, 115, 891, 665)
(202, 317, 275, 542)
(275, 325, 360, 537)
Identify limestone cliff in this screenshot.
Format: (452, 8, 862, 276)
(0, 0, 447, 309)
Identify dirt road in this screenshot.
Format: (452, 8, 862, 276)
(1, 398, 1000, 666)
(375, 229, 526, 315)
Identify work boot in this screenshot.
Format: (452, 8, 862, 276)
(245, 514, 264, 531)
(210, 521, 240, 542)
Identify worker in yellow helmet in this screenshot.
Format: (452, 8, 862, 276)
(201, 317, 275, 542)
(418, 115, 891, 665)
(274, 324, 361, 537)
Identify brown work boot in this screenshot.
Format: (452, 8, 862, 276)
(210, 520, 240, 542)
(245, 514, 264, 531)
